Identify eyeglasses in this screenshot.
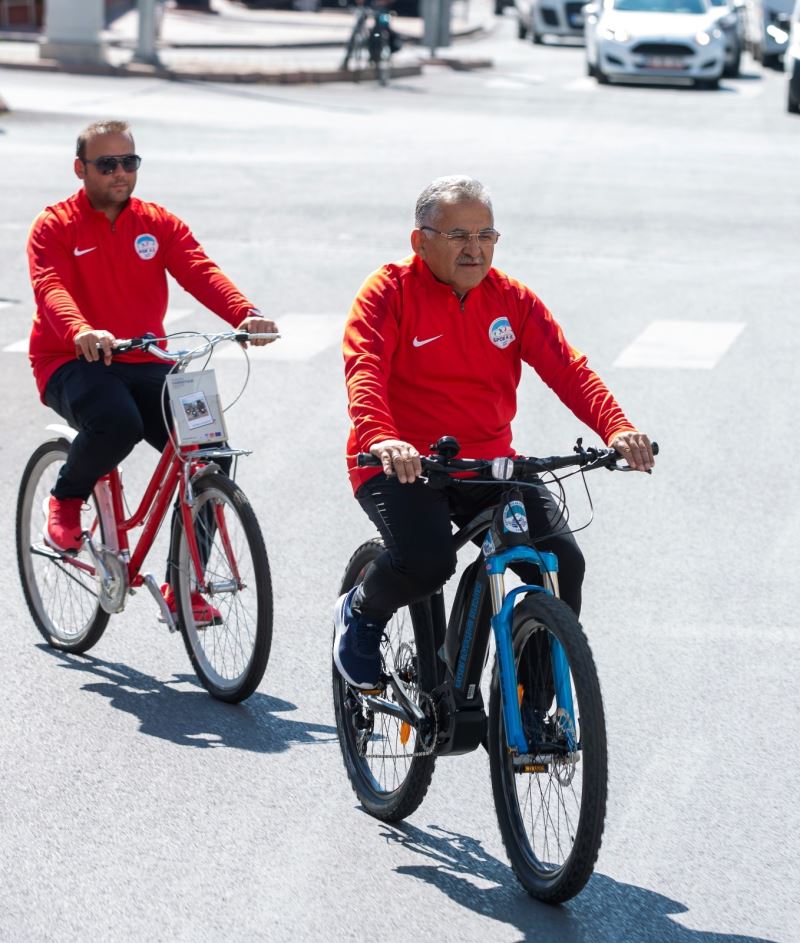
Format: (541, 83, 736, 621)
(82, 154, 142, 175)
(420, 226, 501, 246)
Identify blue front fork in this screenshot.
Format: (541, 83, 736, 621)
(486, 548, 576, 755)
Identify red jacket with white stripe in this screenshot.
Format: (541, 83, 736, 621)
(343, 254, 636, 492)
(27, 189, 254, 399)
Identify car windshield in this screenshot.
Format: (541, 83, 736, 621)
(613, 0, 707, 11)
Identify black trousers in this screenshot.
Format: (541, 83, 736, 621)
(355, 473, 585, 620)
(44, 359, 173, 500)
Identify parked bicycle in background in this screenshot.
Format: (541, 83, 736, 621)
(341, 0, 402, 85)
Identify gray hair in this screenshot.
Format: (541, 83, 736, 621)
(76, 120, 133, 160)
(414, 176, 493, 228)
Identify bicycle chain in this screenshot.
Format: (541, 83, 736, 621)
(359, 690, 438, 760)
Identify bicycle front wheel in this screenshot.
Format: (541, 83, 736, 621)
(488, 592, 607, 903)
(332, 539, 438, 821)
(16, 438, 110, 653)
(170, 473, 272, 703)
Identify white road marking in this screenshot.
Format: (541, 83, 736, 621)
(484, 73, 546, 89)
(164, 308, 193, 325)
(614, 319, 745, 369)
(4, 338, 28, 352)
(213, 313, 342, 361)
(0, 300, 17, 310)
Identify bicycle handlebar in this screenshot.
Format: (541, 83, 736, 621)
(110, 330, 280, 363)
(356, 438, 659, 480)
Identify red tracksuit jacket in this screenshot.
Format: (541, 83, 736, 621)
(27, 188, 255, 399)
(344, 254, 635, 492)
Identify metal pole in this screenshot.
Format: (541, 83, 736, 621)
(132, 0, 163, 66)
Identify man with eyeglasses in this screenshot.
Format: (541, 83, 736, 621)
(334, 174, 654, 690)
(27, 119, 277, 623)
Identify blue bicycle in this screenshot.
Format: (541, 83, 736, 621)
(332, 436, 657, 903)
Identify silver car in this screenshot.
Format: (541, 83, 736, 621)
(516, 0, 590, 42)
(707, 0, 744, 74)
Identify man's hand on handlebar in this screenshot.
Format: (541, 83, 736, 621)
(609, 430, 655, 472)
(236, 310, 279, 348)
(74, 328, 116, 366)
(369, 438, 422, 484)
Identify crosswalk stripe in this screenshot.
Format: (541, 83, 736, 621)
(614, 319, 745, 369)
(213, 313, 342, 362)
(3, 309, 196, 354)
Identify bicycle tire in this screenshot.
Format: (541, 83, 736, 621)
(16, 438, 110, 653)
(369, 26, 391, 85)
(332, 538, 437, 821)
(169, 472, 272, 703)
(488, 592, 607, 903)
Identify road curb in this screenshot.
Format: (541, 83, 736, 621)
(0, 56, 428, 84)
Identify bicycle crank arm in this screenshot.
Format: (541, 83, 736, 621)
(143, 574, 177, 633)
(388, 670, 427, 725)
(30, 542, 67, 561)
(361, 694, 416, 725)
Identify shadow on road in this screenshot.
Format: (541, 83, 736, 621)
(380, 821, 776, 943)
(42, 646, 336, 753)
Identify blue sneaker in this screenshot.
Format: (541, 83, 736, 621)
(333, 587, 386, 690)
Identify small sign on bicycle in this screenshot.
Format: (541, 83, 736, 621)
(166, 370, 228, 446)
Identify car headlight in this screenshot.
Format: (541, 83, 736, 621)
(602, 26, 630, 41)
(766, 24, 789, 43)
(695, 28, 722, 45)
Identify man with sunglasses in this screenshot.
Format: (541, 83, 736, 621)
(334, 174, 655, 690)
(27, 119, 277, 623)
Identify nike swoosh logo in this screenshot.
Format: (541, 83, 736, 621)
(73, 247, 97, 257)
(412, 334, 443, 348)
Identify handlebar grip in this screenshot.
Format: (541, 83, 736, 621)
(652, 442, 659, 456)
(357, 453, 382, 467)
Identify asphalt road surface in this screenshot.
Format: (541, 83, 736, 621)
(1, 19, 798, 942)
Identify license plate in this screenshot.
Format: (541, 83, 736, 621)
(643, 55, 685, 69)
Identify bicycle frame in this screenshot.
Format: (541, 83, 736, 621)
(363, 493, 578, 761)
(43, 423, 249, 624)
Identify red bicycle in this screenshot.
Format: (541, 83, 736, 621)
(16, 330, 276, 703)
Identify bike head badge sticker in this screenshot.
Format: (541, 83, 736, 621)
(134, 233, 158, 260)
(503, 500, 528, 534)
(488, 316, 516, 349)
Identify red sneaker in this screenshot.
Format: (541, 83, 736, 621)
(160, 583, 222, 627)
(44, 495, 84, 553)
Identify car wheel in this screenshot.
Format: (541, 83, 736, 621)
(596, 65, 609, 83)
(531, 27, 544, 44)
(696, 77, 720, 89)
(723, 48, 741, 77)
(789, 85, 800, 113)
(762, 52, 780, 69)
(518, 18, 528, 39)
(587, 59, 597, 77)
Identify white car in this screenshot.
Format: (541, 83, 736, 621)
(786, 0, 800, 109)
(515, 0, 590, 43)
(585, 0, 727, 87)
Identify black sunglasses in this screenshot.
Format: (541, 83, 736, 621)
(82, 154, 142, 175)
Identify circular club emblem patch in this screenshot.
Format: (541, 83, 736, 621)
(488, 316, 516, 350)
(134, 233, 158, 260)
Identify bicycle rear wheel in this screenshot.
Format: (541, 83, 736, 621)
(16, 438, 110, 653)
(488, 593, 607, 903)
(332, 539, 437, 821)
(170, 472, 272, 703)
